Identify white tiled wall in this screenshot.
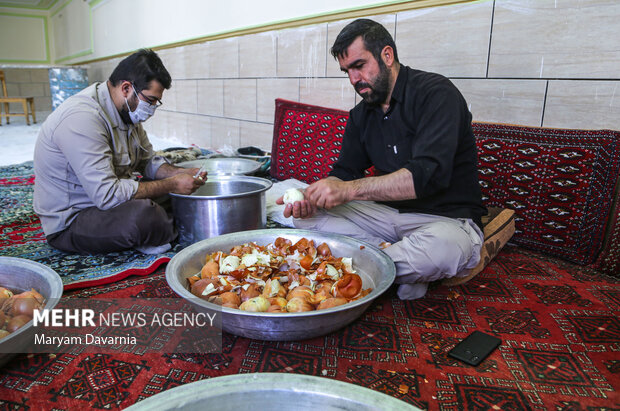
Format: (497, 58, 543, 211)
(88, 0, 620, 151)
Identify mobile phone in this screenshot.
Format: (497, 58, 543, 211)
(448, 331, 501, 366)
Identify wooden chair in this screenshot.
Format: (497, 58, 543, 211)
(0, 70, 36, 126)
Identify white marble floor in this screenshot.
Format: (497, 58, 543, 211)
(0, 118, 181, 167)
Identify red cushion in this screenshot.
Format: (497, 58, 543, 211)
(474, 123, 620, 265)
(270, 98, 349, 184)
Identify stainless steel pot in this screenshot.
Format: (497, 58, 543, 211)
(170, 176, 273, 245)
(166, 229, 395, 341)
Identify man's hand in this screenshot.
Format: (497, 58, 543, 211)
(304, 177, 353, 209)
(135, 171, 205, 199)
(275, 177, 349, 219)
(275, 196, 317, 219)
(169, 173, 205, 195)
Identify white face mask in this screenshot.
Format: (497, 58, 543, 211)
(125, 85, 157, 124)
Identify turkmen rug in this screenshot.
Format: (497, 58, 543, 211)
(0, 162, 173, 290)
(0, 246, 618, 410)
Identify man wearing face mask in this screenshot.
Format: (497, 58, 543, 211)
(33, 49, 205, 255)
(277, 19, 486, 299)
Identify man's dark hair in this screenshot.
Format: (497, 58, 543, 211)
(109, 49, 171, 91)
(330, 19, 399, 63)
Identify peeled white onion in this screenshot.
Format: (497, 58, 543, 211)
(283, 188, 305, 204)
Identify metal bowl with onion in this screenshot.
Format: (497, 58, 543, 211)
(0, 257, 63, 367)
(165, 228, 395, 341)
(125, 373, 420, 410)
(177, 157, 262, 176)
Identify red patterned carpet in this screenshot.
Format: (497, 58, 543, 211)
(0, 245, 618, 410)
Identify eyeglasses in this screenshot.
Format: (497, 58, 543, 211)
(133, 85, 163, 108)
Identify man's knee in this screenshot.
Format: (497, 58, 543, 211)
(389, 221, 475, 282)
(128, 200, 174, 242)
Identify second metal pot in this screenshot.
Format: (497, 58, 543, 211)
(170, 175, 273, 245)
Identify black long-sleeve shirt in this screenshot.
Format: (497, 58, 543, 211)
(329, 65, 486, 228)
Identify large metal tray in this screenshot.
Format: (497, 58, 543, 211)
(165, 228, 395, 341)
(125, 372, 420, 410)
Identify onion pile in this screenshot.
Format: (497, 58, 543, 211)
(0, 286, 45, 339)
(187, 237, 372, 312)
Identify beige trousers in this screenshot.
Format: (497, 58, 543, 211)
(292, 201, 483, 299)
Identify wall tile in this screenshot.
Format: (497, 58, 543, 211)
(30, 69, 50, 83)
(543, 80, 620, 130)
(239, 31, 278, 78)
(164, 111, 190, 144)
(196, 79, 224, 116)
(257, 78, 299, 123)
(452, 78, 546, 127)
(240, 121, 274, 152)
(277, 23, 327, 78)
(164, 80, 178, 111)
(186, 114, 212, 147)
(207, 38, 239, 79)
(183, 42, 210, 79)
(174, 79, 198, 114)
(489, 0, 620, 78)
(396, 1, 493, 77)
(326, 14, 396, 78)
(299, 78, 356, 111)
(158, 47, 186, 81)
(211, 117, 240, 150)
(19, 83, 45, 96)
(3, 69, 30, 82)
(224, 79, 256, 121)
(33, 96, 52, 112)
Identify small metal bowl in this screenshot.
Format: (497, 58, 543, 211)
(0, 257, 63, 367)
(165, 228, 395, 341)
(125, 372, 420, 410)
(178, 158, 262, 176)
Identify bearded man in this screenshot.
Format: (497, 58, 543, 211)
(278, 19, 487, 299)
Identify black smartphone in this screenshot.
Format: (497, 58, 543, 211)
(448, 331, 501, 366)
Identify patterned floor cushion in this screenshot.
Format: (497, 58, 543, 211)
(474, 122, 620, 265)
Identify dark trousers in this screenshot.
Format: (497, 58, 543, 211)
(47, 199, 176, 254)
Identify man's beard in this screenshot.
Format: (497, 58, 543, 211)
(354, 60, 391, 106)
(119, 105, 133, 125)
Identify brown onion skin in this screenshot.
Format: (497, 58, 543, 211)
(286, 286, 314, 302)
(7, 315, 31, 333)
(190, 278, 220, 299)
(239, 283, 261, 302)
(317, 243, 332, 257)
(332, 274, 362, 299)
(0, 330, 10, 339)
(267, 305, 286, 313)
(286, 297, 314, 312)
(317, 297, 348, 310)
(11, 297, 39, 317)
(201, 260, 220, 278)
(220, 292, 241, 306)
(0, 310, 4, 327)
(268, 297, 288, 309)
